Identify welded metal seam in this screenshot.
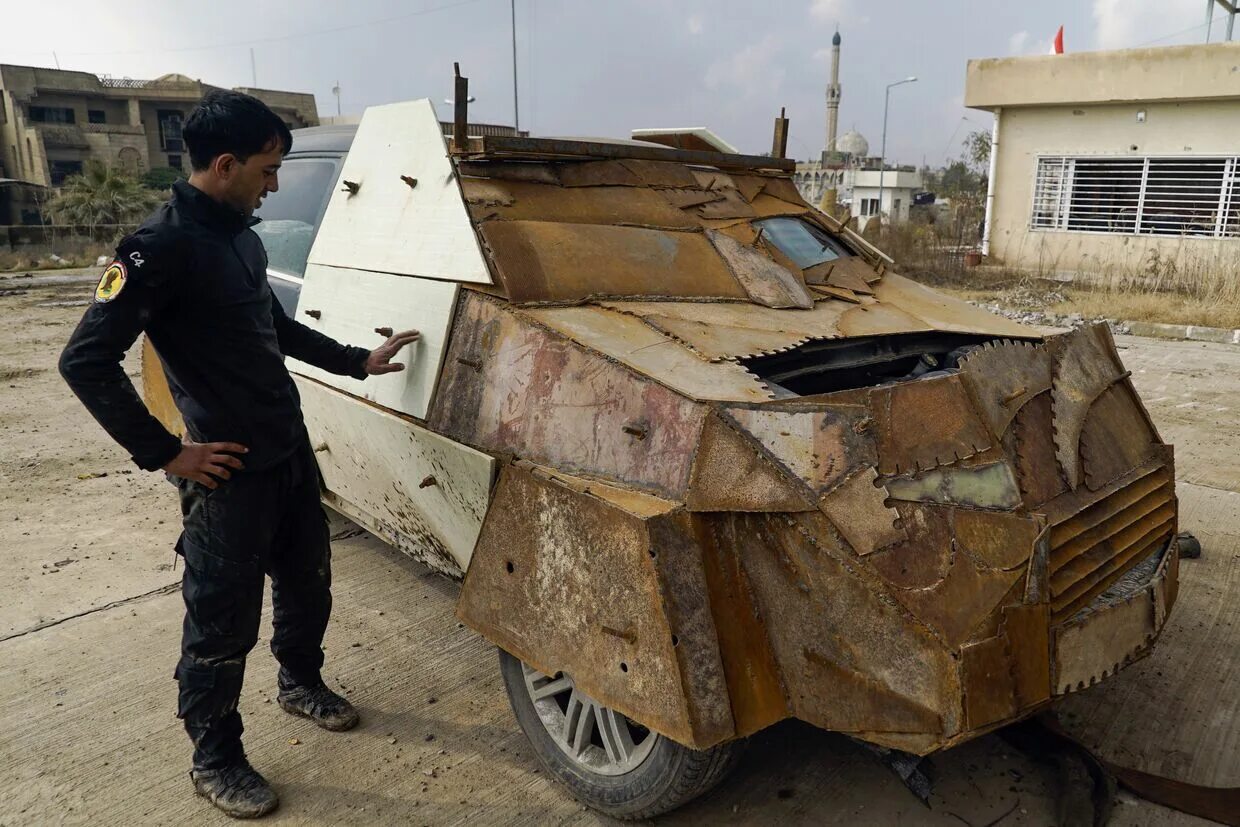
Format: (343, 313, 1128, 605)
(782, 513, 954, 649)
(875, 384, 994, 477)
(817, 465, 905, 555)
(1012, 392, 1055, 501)
(603, 305, 717, 363)
(1078, 391, 1108, 493)
(1048, 327, 1129, 491)
(957, 338, 1049, 442)
(701, 516, 795, 707)
(501, 296, 776, 403)
(642, 517, 719, 742)
(731, 362, 779, 400)
(954, 533, 1035, 574)
(730, 331, 851, 363)
(710, 409, 820, 509)
(1051, 373, 1119, 492)
(959, 607, 1021, 728)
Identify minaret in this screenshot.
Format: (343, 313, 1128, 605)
(826, 29, 842, 154)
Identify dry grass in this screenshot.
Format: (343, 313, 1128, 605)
(0, 241, 114, 272)
(1048, 290, 1240, 329)
(883, 221, 1240, 330)
(942, 285, 1240, 329)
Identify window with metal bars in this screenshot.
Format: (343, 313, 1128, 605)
(1030, 156, 1240, 238)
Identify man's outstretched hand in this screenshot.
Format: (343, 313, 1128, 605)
(365, 329, 420, 375)
(163, 440, 249, 488)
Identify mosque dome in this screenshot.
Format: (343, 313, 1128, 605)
(837, 130, 868, 157)
(832, 30, 841, 46)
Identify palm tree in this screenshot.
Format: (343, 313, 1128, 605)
(45, 161, 162, 231)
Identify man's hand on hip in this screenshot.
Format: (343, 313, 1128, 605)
(365, 329, 421, 375)
(163, 440, 249, 488)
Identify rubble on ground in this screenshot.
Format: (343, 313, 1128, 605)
(965, 285, 1132, 336)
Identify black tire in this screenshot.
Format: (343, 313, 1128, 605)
(498, 648, 744, 820)
(1176, 531, 1202, 559)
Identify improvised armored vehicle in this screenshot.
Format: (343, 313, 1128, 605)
(143, 96, 1179, 819)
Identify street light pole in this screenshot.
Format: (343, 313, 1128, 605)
(877, 76, 917, 229)
(511, 0, 520, 132)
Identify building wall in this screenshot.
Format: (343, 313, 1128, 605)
(0, 64, 319, 187)
(793, 160, 846, 207)
(967, 42, 1240, 109)
(234, 87, 319, 129)
(852, 184, 917, 224)
(137, 101, 193, 172)
(83, 127, 151, 173)
(988, 100, 1240, 273)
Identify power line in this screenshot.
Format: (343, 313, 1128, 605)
(941, 115, 974, 163)
(1133, 19, 1212, 48)
(2, 0, 488, 59)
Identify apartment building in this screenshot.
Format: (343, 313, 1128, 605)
(0, 64, 318, 187)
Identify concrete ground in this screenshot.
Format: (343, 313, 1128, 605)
(1, 280, 1237, 826)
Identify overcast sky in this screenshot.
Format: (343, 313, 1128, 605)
(1, 0, 1226, 166)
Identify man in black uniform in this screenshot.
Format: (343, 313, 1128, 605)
(59, 90, 419, 819)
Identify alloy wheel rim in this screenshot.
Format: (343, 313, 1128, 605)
(521, 662, 658, 776)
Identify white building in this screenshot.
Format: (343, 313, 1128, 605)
(794, 129, 868, 208)
(966, 42, 1240, 272)
(851, 168, 924, 226)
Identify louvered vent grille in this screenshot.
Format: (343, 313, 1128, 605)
(1049, 467, 1176, 623)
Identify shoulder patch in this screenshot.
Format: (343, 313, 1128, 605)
(95, 260, 127, 303)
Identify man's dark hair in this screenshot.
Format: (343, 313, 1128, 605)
(183, 90, 293, 171)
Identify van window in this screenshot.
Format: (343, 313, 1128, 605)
(253, 157, 341, 277)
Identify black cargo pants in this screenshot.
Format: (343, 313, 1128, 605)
(172, 437, 331, 769)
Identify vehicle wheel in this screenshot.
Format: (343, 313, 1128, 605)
(498, 648, 744, 819)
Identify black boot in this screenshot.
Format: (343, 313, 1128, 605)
(190, 756, 279, 819)
(278, 678, 359, 732)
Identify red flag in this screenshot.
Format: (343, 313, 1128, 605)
(1050, 25, 1064, 54)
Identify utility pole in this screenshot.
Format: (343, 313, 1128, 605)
(332, 82, 342, 116)
(511, 0, 520, 132)
(877, 76, 917, 228)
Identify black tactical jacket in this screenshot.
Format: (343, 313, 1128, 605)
(59, 181, 369, 472)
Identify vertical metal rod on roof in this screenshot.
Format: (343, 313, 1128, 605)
(250, 48, 257, 87)
(511, 0, 520, 132)
(772, 107, 789, 159)
(453, 63, 469, 150)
